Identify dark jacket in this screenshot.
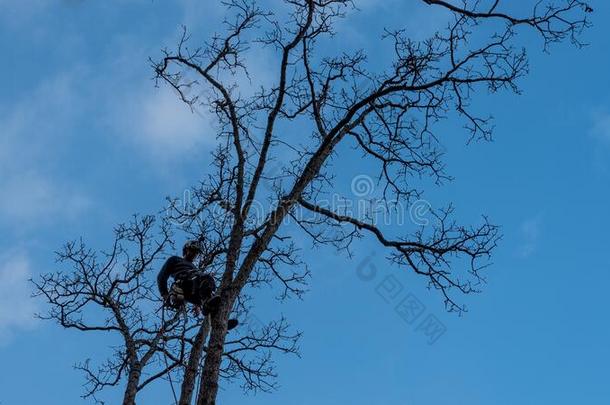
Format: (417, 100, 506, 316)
(157, 256, 198, 297)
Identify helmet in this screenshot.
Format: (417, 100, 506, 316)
(183, 240, 202, 253)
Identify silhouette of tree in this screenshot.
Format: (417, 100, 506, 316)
(152, 1, 591, 403)
(33, 215, 191, 404)
(37, 1, 592, 404)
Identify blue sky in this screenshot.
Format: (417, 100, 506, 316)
(1, 1, 609, 404)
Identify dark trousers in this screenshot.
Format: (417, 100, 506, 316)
(175, 273, 216, 306)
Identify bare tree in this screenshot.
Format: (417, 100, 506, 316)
(33, 215, 190, 405)
(152, 0, 591, 403)
(150, 1, 593, 403)
(36, 1, 590, 404)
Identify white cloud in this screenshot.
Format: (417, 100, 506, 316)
(0, 253, 39, 345)
(0, 72, 91, 231)
(75, 24, 223, 164)
(0, 171, 90, 229)
(100, 26, 279, 162)
(116, 84, 216, 159)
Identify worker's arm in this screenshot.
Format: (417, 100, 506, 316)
(157, 257, 176, 299)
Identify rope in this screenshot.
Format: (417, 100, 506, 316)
(194, 316, 210, 404)
(161, 304, 179, 405)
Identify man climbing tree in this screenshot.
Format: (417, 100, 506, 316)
(153, 1, 591, 404)
(158, 240, 239, 330)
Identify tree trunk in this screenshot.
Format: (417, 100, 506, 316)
(123, 366, 141, 405)
(195, 300, 232, 405)
(179, 317, 211, 405)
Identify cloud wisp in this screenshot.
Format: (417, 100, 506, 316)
(0, 252, 39, 345)
(0, 72, 91, 231)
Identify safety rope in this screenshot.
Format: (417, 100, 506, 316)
(161, 304, 179, 405)
(195, 315, 211, 402)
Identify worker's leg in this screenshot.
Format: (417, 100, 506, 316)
(185, 274, 218, 315)
(180, 276, 202, 306)
(196, 274, 216, 302)
(192, 274, 239, 330)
